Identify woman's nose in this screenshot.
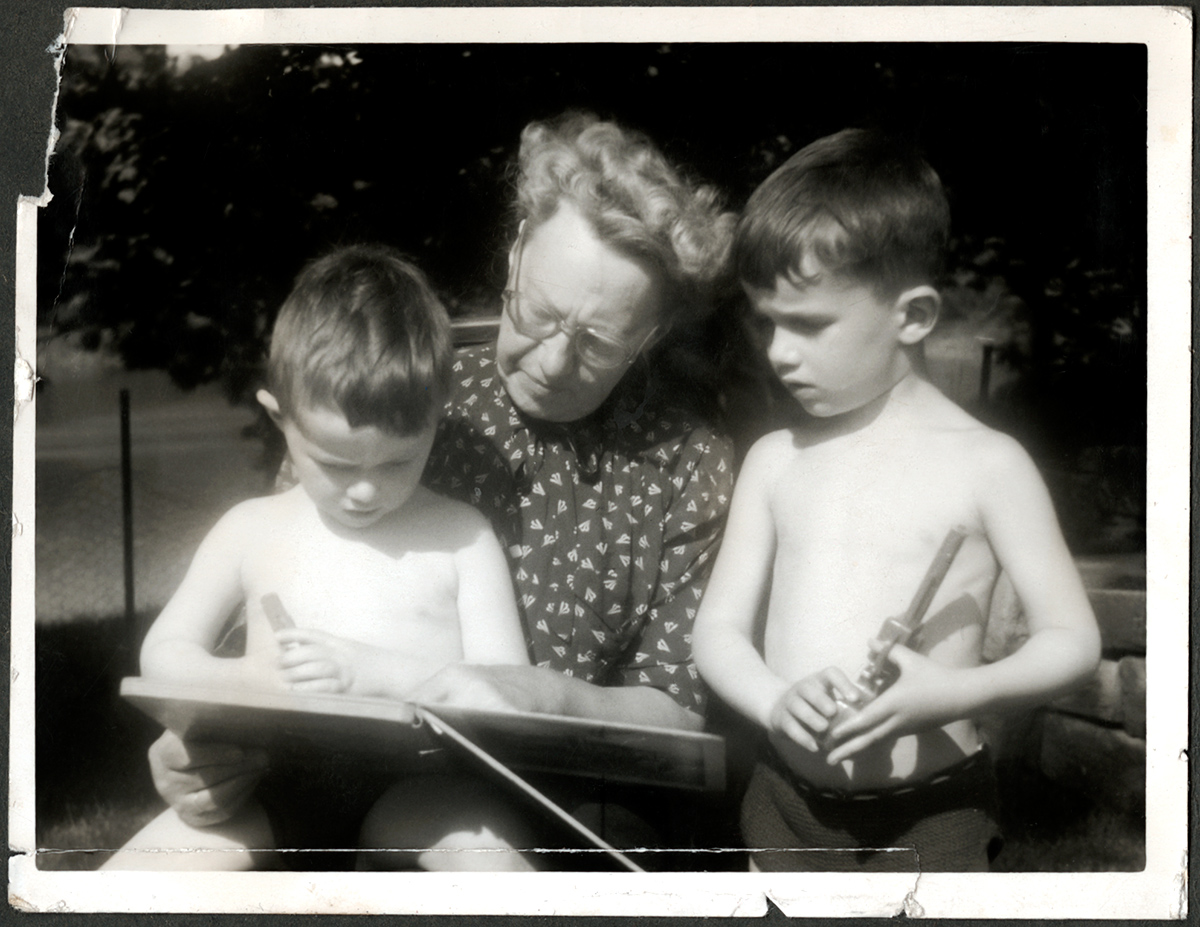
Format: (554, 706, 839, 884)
(536, 331, 578, 380)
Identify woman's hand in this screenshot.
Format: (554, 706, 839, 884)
(407, 664, 543, 714)
(147, 729, 269, 827)
(824, 644, 971, 765)
(769, 668, 864, 752)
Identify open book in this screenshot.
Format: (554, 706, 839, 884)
(120, 676, 726, 793)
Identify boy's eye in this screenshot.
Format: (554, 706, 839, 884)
(786, 318, 831, 335)
(748, 314, 776, 345)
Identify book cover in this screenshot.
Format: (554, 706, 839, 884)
(120, 677, 726, 792)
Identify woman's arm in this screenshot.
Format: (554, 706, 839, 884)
(454, 512, 532, 667)
(577, 421, 738, 719)
(410, 662, 703, 730)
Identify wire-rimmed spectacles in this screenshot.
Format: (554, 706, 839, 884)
(502, 229, 658, 370)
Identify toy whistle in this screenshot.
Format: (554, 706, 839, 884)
(820, 525, 968, 750)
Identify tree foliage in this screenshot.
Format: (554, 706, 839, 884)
(41, 42, 1146, 461)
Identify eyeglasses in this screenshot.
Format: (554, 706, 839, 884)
(502, 229, 658, 370)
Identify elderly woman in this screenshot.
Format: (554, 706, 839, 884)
(143, 112, 738, 870)
(412, 114, 735, 726)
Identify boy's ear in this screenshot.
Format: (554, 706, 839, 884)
(894, 285, 941, 346)
(256, 389, 285, 425)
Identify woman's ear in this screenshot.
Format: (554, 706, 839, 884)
(895, 285, 941, 346)
(507, 220, 527, 274)
(256, 389, 284, 425)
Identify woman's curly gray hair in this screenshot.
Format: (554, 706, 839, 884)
(515, 112, 736, 327)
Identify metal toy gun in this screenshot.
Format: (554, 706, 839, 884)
(821, 525, 968, 750)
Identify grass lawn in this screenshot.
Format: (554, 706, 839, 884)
(35, 619, 165, 871)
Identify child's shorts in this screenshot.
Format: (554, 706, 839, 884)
(257, 752, 420, 870)
(740, 747, 1003, 872)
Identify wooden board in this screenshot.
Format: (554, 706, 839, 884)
(984, 578, 1146, 661)
(1047, 656, 1146, 737)
(1089, 589, 1146, 654)
(120, 677, 726, 792)
(1050, 658, 1124, 726)
(1118, 656, 1147, 739)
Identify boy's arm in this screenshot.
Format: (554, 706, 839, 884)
(140, 503, 263, 688)
(692, 438, 789, 728)
(966, 435, 1102, 700)
(827, 435, 1101, 763)
(454, 515, 531, 667)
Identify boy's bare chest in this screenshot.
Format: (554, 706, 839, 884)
(240, 527, 459, 648)
(773, 438, 977, 549)
(764, 438, 995, 669)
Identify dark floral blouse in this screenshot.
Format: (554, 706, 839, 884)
(422, 345, 734, 713)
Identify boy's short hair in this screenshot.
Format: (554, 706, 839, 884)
(268, 244, 452, 436)
(736, 128, 950, 299)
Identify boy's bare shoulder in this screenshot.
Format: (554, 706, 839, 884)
(960, 421, 1041, 484)
(915, 388, 1024, 451)
(908, 382, 1021, 446)
(211, 491, 291, 532)
(404, 486, 493, 537)
(746, 428, 793, 455)
(742, 428, 808, 477)
(917, 395, 1042, 492)
(188, 492, 296, 562)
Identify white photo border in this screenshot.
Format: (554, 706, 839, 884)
(10, 5, 1191, 917)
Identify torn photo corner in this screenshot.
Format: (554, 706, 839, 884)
(9, 4, 1191, 918)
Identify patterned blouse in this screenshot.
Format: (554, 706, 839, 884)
(423, 344, 734, 713)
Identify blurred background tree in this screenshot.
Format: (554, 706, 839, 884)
(39, 41, 1146, 550)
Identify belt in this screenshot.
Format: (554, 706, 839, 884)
(775, 747, 988, 804)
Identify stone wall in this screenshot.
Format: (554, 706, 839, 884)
(983, 555, 1146, 816)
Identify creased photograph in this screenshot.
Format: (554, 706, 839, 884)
(9, 5, 1190, 918)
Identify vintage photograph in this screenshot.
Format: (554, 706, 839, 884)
(10, 5, 1189, 918)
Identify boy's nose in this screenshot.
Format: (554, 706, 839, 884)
(767, 332, 799, 370)
(345, 478, 379, 505)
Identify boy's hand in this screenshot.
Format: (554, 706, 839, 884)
(274, 628, 370, 694)
(239, 646, 291, 691)
(769, 668, 864, 751)
(824, 643, 970, 765)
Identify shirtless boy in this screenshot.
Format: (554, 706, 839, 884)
(693, 129, 1101, 871)
(103, 245, 529, 870)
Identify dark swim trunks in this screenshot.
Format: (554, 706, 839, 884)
(741, 748, 1003, 872)
(257, 752, 433, 871)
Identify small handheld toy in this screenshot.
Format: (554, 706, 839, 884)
(821, 525, 968, 749)
(261, 593, 295, 632)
